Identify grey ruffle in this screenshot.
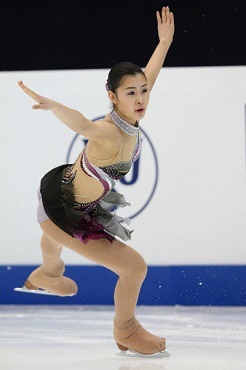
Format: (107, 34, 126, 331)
(98, 191, 133, 241)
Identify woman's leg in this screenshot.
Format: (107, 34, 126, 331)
(26, 233, 78, 296)
(40, 233, 63, 275)
(38, 220, 147, 318)
(29, 219, 165, 354)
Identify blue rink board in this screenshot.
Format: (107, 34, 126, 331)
(0, 265, 245, 306)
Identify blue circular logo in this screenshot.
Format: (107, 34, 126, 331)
(66, 115, 158, 219)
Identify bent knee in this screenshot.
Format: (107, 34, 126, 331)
(123, 252, 148, 281)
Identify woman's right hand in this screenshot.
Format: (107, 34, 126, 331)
(18, 81, 56, 110)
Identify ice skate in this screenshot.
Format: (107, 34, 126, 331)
(116, 348, 171, 358)
(14, 265, 78, 297)
(114, 317, 170, 358)
(14, 282, 58, 296)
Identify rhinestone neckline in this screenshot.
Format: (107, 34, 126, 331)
(110, 109, 139, 136)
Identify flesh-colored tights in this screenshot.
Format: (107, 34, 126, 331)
(26, 219, 166, 354)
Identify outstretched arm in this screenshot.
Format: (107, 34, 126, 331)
(18, 81, 112, 140)
(144, 6, 175, 92)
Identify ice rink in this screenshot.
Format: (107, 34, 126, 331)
(0, 305, 245, 370)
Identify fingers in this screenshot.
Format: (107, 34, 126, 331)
(18, 80, 42, 103)
(18, 80, 52, 110)
(162, 6, 168, 22)
(18, 80, 33, 95)
(157, 6, 173, 24)
(156, 10, 161, 24)
(166, 7, 174, 24)
(18, 80, 31, 92)
(32, 104, 42, 110)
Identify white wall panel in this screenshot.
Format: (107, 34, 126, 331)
(0, 67, 245, 265)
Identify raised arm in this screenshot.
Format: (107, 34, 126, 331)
(18, 81, 113, 140)
(144, 6, 175, 92)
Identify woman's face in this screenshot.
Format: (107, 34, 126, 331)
(109, 73, 150, 124)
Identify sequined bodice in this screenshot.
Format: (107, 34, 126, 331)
(62, 109, 141, 203)
(97, 109, 140, 179)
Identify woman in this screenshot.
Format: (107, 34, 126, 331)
(17, 6, 174, 357)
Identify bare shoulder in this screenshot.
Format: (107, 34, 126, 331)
(94, 113, 115, 129)
(80, 112, 119, 141)
(91, 113, 119, 138)
(86, 114, 122, 161)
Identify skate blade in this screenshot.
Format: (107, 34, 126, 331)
(14, 286, 58, 296)
(117, 349, 171, 358)
(14, 286, 77, 297)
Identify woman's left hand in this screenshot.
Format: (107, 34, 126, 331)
(156, 6, 175, 46)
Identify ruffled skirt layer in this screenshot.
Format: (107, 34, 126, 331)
(40, 165, 133, 244)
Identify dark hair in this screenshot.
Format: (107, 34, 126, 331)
(106, 61, 146, 93)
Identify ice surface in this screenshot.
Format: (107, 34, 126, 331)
(0, 305, 245, 370)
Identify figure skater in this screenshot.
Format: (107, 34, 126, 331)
(16, 6, 174, 357)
